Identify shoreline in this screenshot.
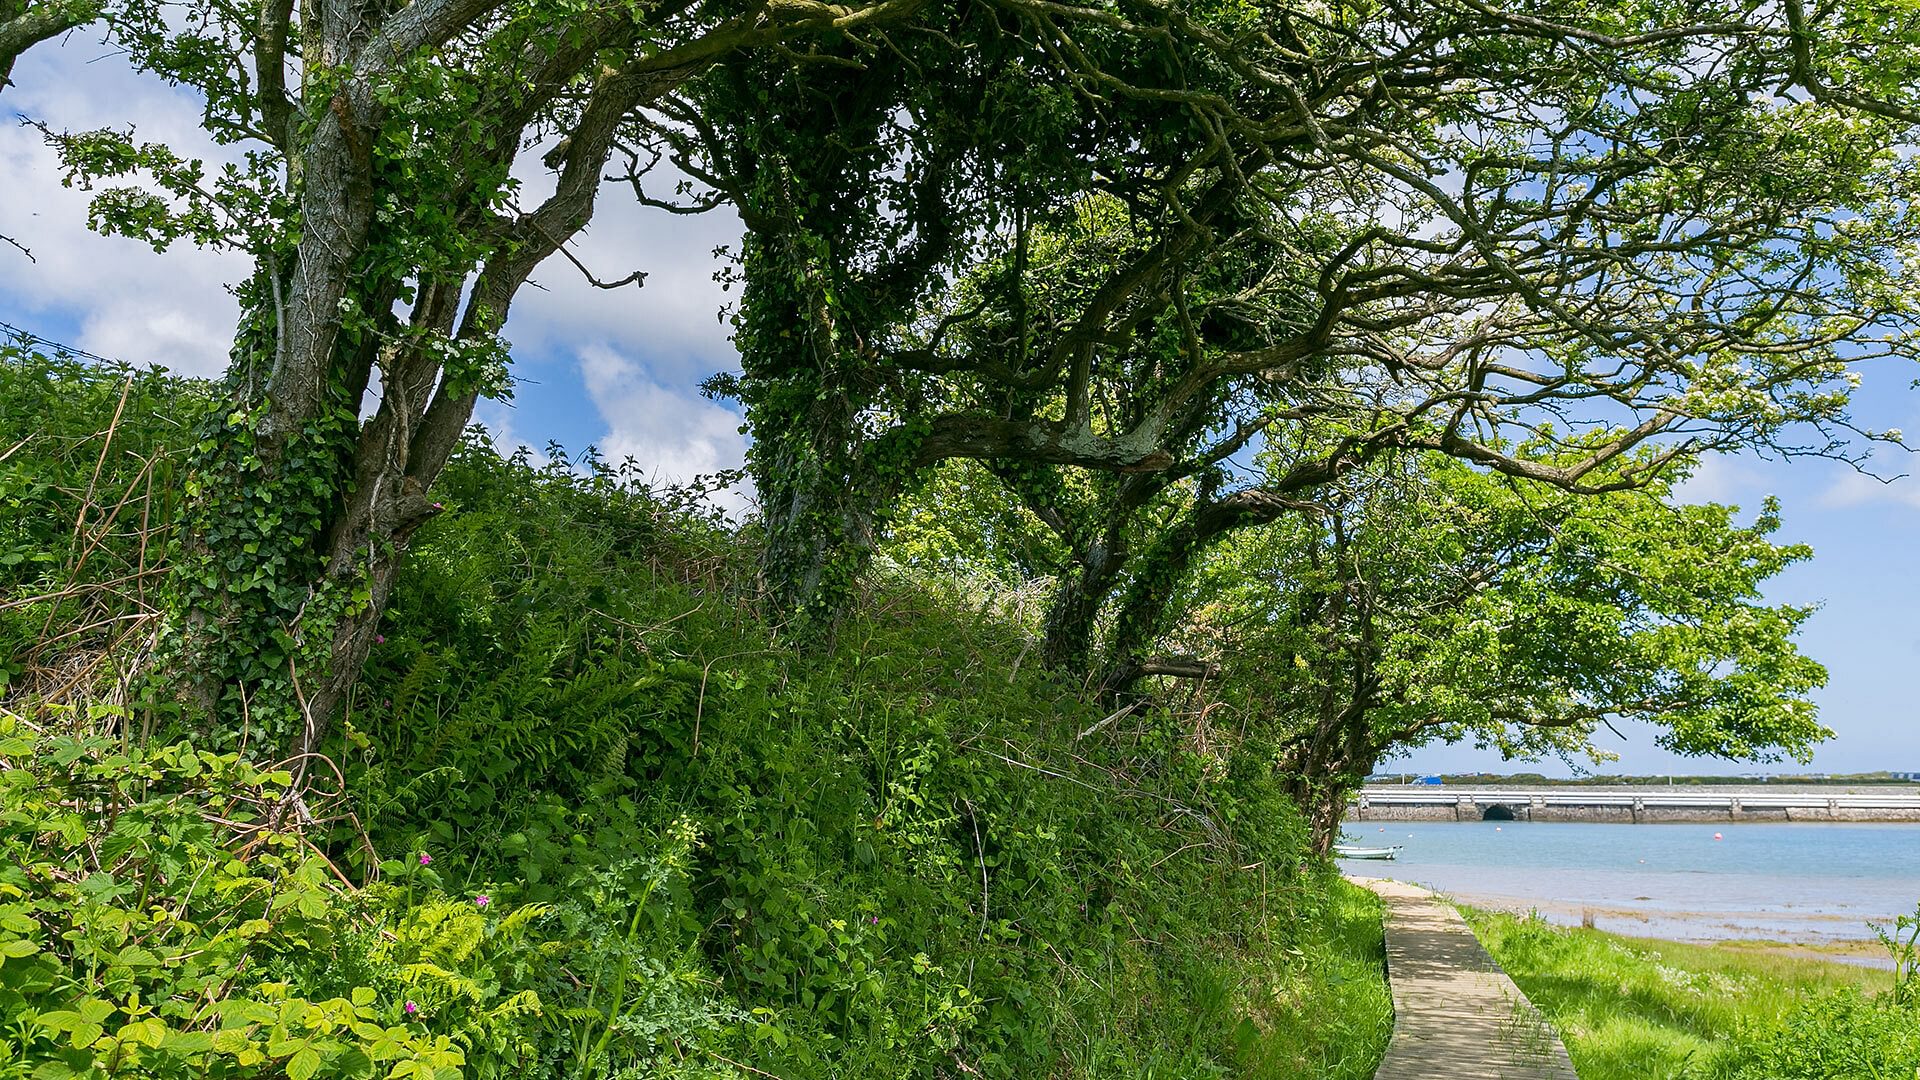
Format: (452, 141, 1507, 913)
(1450, 890, 1901, 969)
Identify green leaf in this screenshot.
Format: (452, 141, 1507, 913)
(286, 1045, 321, 1080)
(118, 1017, 169, 1047)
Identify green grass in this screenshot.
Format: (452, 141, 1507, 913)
(1466, 909, 1897, 1080)
(1237, 877, 1395, 1079)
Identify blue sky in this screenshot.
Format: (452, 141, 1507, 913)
(5, 40, 1918, 778)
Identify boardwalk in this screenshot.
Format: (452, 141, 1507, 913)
(1353, 878, 1579, 1080)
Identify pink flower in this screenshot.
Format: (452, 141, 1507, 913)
(404, 1001, 418, 1016)
(474, 894, 490, 908)
(375, 634, 386, 644)
(433, 502, 444, 510)
(418, 853, 432, 866)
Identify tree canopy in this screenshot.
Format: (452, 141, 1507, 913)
(1179, 452, 1828, 842)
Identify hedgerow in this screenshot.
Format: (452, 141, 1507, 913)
(1, 354, 1391, 1079)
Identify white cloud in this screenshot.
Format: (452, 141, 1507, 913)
(1671, 453, 1766, 506)
(0, 41, 247, 378)
(1820, 468, 1920, 510)
(503, 153, 743, 385)
(576, 343, 749, 499)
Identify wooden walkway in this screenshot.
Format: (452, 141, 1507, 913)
(1352, 877, 1580, 1080)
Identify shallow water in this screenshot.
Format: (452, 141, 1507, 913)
(1335, 820, 1920, 944)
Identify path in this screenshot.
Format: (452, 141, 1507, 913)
(1352, 877, 1580, 1080)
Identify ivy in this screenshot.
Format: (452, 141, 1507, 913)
(154, 376, 364, 744)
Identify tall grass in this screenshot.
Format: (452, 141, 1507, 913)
(1239, 879, 1395, 1078)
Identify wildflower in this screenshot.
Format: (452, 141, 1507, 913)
(474, 894, 490, 908)
(433, 502, 445, 510)
(868, 915, 879, 925)
(404, 1001, 418, 1016)
(375, 634, 386, 644)
(418, 853, 432, 866)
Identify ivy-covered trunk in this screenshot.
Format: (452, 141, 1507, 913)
(160, 268, 490, 751)
(1096, 512, 1211, 696)
(147, 4, 676, 752)
(734, 219, 887, 630)
(1038, 544, 1126, 676)
(1095, 477, 1346, 694)
(1285, 771, 1361, 856)
(727, 251, 936, 632)
(1282, 711, 1376, 856)
(1282, 590, 1382, 855)
(751, 409, 913, 632)
(1038, 569, 1101, 676)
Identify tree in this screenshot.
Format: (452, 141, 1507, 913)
(666, 7, 1177, 630)
(46, 0, 926, 750)
(706, 0, 1920, 646)
(1182, 453, 1828, 849)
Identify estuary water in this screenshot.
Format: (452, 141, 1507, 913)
(1335, 821, 1920, 945)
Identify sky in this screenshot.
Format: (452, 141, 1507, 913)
(4, 38, 1919, 778)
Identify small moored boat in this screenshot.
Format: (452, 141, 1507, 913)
(1332, 843, 1402, 860)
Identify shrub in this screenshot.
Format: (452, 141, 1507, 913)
(0, 710, 741, 1080)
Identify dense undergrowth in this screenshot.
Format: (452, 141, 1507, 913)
(0, 353, 1394, 1078)
(1470, 909, 1920, 1080)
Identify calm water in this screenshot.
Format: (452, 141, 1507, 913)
(1336, 821, 1920, 943)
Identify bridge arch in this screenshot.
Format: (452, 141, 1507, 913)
(1480, 803, 1518, 822)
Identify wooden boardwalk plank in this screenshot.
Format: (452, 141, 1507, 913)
(1352, 877, 1580, 1080)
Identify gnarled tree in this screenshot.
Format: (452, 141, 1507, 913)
(698, 0, 1920, 649)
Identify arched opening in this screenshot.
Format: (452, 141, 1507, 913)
(1481, 804, 1517, 821)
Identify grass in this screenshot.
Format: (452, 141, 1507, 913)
(1238, 877, 1396, 1078)
(1466, 909, 1894, 1080)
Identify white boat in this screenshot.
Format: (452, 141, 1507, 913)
(1333, 843, 1402, 860)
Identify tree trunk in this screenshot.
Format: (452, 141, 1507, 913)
(1039, 538, 1129, 674)
(754, 430, 898, 634)
(157, 29, 669, 754)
